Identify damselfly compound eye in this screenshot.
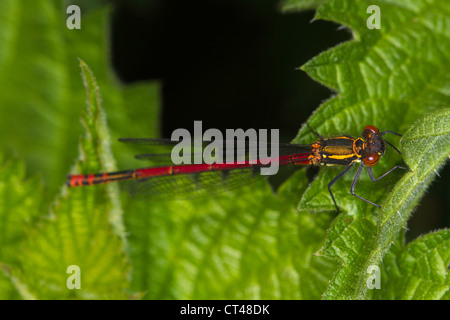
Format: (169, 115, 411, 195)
(363, 125, 379, 133)
(363, 153, 380, 166)
(362, 125, 379, 140)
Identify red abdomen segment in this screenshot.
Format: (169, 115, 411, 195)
(67, 170, 139, 187)
(67, 153, 312, 187)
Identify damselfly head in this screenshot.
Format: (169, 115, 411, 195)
(361, 125, 385, 166)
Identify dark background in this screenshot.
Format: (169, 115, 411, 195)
(110, 0, 348, 142)
(103, 0, 448, 241)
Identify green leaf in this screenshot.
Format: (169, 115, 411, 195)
(377, 107, 450, 257)
(399, 231, 450, 299)
(369, 108, 450, 299)
(0, 155, 42, 299)
(0, 0, 162, 299)
(0, 0, 160, 199)
(13, 60, 130, 299)
(377, 230, 450, 299)
(280, 0, 450, 299)
(325, 108, 450, 299)
(125, 170, 337, 299)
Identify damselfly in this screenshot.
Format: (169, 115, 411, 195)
(67, 125, 408, 211)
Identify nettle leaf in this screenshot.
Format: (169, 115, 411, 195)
(125, 169, 337, 299)
(370, 108, 450, 299)
(396, 230, 450, 299)
(377, 108, 450, 258)
(283, 0, 450, 299)
(0, 155, 42, 299)
(375, 229, 450, 299)
(0, 0, 161, 299)
(0, 0, 160, 199)
(14, 61, 130, 299)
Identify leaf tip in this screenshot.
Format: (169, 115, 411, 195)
(313, 249, 323, 257)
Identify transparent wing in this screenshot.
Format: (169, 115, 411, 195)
(125, 167, 265, 200)
(120, 137, 312, 163)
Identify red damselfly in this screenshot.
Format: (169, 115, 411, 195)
(67, 125, 408, 212)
